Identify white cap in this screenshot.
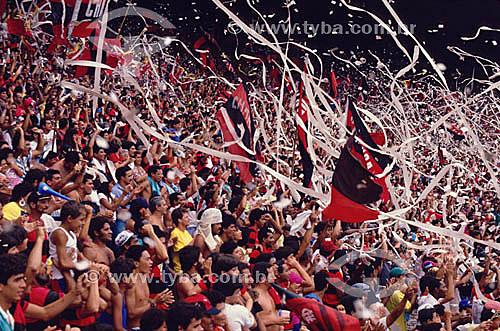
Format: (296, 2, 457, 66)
(115, 230, 136, 247)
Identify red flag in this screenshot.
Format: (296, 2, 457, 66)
(216, 84, 260, 184)
(193, 37, 206, 50)
(216, 109, 254, 184)
(297, 75, 313, 188)
(272, 284, 361, 331)
(7, 18, 29, 37)
(330, 71, 338, 98)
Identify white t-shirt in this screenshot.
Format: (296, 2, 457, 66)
(221, 304, 255, 331)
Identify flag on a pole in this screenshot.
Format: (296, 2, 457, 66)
(297, 76, 314, 189)
(323, 99, 393, 222)
(216, 84, 260, 184)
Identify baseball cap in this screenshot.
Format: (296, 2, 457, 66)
(200, 208, 222, 225)
(23, 97, 35, 109)
(352, 283, 372, 293)
(423, 260, 439, 272)
(115, 230, 136, 247)
(389, 267, 407, 278)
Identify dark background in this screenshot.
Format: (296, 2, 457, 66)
(115, 0, 500, 84)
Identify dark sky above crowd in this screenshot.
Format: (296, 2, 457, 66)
(123, 0, 500, 80)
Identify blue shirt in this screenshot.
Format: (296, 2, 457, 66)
(111, 183, 131, 209)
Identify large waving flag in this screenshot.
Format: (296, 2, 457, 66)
(271, 284, 361, 331)
(48, 0, 109, 53)
(323, 99, 393, 222)
(297, 77, 314, 189)
(216, 84, 260, 184)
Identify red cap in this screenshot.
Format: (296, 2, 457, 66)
(321, 241, 337, 252)
(23, 97, 34, 109)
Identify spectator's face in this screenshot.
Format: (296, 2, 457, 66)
(231, 226, 242, 241)
(128, 146, 136, 157)
(0, 90, 7, 100)
(123, 170, 133, 184)
(134, 152, 142, 164)
(0, 159, 8, 173)
(43, 120, 53, 131)
(152, 169, 163, 182)
(136, 250, 152, 274)
(35, 199, 50, 213)
(82, 179, 94, 194)
(232, 248, 243, 261)
(15, 93, 22, 104)
(241, 269, 253, 287)
(180, 212, 190, 227)
(23, 141, 31, 155)
(48, 173, 61, 187)
(96, 149, 106, 160)
(98, 222, 113, 242)
(158, 198, 168, 214)
(182, 318, 203, 331)
(67, 212, 86, 233)
(78, 120, 86, 133)
(0, 273, 26, 302)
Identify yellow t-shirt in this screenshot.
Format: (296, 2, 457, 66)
(386, 290, 411, 331)
(171, 227, 193, 274)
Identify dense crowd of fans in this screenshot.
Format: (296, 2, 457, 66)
(0, 5, 500, 331)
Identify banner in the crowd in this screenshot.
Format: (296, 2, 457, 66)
(323, 99, 394, 222)
(216, 83, 260, 184)
(272, 283, 361, 331)
(297, 74, 314, 189)
(48, 0, 109, 53)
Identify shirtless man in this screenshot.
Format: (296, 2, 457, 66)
(149, 195, 169, 231)
(124, 245, 174, 330)
(175, 245, 211, 300)
(252, 262, 290, 331)
(83, 216, 114, 265)
(66, 174, 93, 202)
(50, 150, 82, 190)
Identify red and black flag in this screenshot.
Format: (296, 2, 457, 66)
(323, 99, 393, 222)
(67, 29, 120, 78)
(48, 0, 109, 53)
(193, 36, 215, 70)
(297, 76, 314, 189)
(444, 122, 465, 141)
(216, 83, 261, 184)
(438, 145, 445, 167)
(271, 284, 361, 331)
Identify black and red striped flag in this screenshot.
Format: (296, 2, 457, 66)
(323, 98, 393, 223)
(297, 74, 314, 189)
(48, 0, 109, 53)
(216, 84, 261, 184)
(272, 284, 361, 331)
